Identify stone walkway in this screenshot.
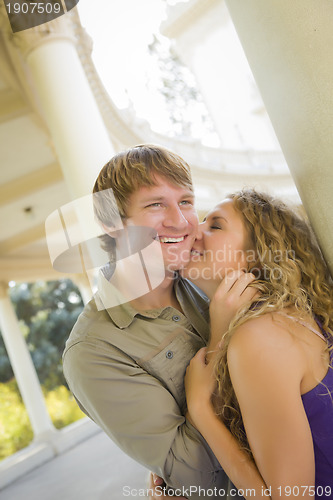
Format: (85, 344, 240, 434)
(0, 429, 149, 500)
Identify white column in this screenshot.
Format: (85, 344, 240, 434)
(18, 20, 114, 199)
(225, 0, 333, 273)
(14, 20, 115, 279)
(0, 283, 56, 440)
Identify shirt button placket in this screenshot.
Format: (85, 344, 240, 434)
(166, 315, 180, 360)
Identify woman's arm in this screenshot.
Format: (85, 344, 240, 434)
(185, 313, 316, 499)
(227, 315, 315, 499)
(185, 349, 268, 499)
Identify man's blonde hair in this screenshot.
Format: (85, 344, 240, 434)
(92, 144, 193, 258)
(93, 144, 193, 222)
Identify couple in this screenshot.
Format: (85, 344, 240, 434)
(63, 145, 333, 499)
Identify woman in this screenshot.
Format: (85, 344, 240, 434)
(183, 189, 333, 499)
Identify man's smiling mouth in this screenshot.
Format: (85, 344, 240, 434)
(155, 235, 188, 244)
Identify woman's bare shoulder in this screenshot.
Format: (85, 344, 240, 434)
(228, 311, 305, 387)
(228, 311, 303, 361)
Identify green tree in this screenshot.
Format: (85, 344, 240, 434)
(0, 340, 13, 382)
(0, 279, 86, 460)
(0, 279, 84, 389)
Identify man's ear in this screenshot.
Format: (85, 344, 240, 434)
(100, 222, 122, 238)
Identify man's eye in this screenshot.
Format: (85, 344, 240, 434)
(180, 200, 193, 206)
(146, 203, 162, 208)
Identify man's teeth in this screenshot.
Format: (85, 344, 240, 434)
(159, 236, 185, 243)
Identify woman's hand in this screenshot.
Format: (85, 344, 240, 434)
(184, 347, 216, 428)
(208, 270, 258, 353)
(148, 473, 188, 500)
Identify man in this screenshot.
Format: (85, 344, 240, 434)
(63, 144, 251, 499)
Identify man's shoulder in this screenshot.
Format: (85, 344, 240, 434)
(63, 295, 117, 352)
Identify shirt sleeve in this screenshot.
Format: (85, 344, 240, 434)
(63, 336, 229, 493)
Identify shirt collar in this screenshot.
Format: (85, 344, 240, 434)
(96, 264, 209, 332)
(96, 265, 170, 329)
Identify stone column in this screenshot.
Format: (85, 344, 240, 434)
(0, 283, 56, 440)
(11, 14, 114, 198)
(225, 0, 333, 273)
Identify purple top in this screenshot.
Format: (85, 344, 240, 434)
(301, 325, 333, 495)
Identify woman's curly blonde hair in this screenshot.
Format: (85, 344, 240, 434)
(212, 189, 333, 458)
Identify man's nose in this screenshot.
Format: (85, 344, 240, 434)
(163, 205, 188, 228)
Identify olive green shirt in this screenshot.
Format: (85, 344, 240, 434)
(63, 270, 234, 498)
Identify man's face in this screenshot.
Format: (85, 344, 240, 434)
(125, 176, 198, 272)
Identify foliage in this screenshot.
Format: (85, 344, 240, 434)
(0, 379, 33, 461)
(45, 385, 85, 430)
(0, 279, 86, 460)
(0, 279, 84, 389)
(0, 380, 85, 461)
(0, 340, 13, 381)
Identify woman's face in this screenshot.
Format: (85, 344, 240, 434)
(183, 199, 252, 295)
